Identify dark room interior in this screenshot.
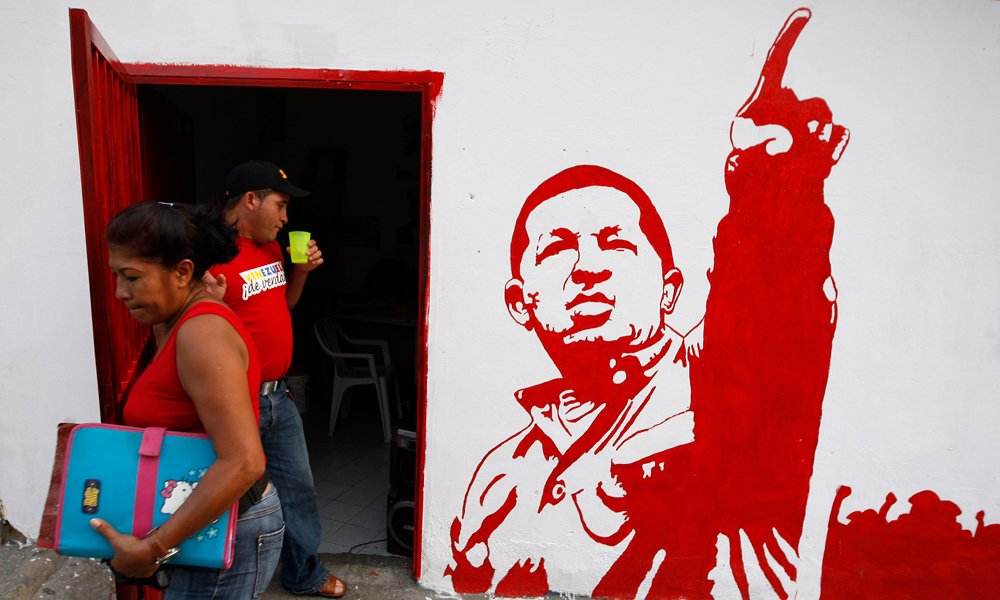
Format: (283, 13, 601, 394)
(137, 83, 422, 556)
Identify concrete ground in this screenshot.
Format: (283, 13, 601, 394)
(0, 542, 585, 599)
(263, 552, 460, 600)
(266, 552, 585, 599)
(0, 541, 115, 600)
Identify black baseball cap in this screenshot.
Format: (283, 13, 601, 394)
(226, 160, 310, 199)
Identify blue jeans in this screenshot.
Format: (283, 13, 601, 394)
(259, 381, 330, 593)
(164, 485, 284, 599)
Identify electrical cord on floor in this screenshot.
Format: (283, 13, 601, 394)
(349, 537, 388, 553)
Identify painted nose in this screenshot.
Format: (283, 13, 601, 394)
(571, 267, 611, 289)
(572, 241, 613, 289)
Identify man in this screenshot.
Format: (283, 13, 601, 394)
(447, 9, 848, 599)
(209, 160, 345, 598)
(447, 164, 700, 597)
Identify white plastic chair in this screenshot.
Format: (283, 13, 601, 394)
(314, 317, 395, 443)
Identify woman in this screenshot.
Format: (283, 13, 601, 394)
(90, 200, 284, 598)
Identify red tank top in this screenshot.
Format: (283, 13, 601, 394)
(124, 301, 262, 431)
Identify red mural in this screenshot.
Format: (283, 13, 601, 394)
(822, 487, 1000, 598)
(447, 8, 849, 598)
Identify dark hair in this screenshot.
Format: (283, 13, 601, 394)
(509, 165, 675, 278)
(216, 188, 272, 214)
(106, 201, 239, 279)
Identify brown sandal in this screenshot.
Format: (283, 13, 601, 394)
(314, 573, 347, 598)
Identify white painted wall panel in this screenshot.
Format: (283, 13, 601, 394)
(0, 2, 997, 597)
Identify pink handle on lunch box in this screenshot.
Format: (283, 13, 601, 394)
(133, 427, 165, 537)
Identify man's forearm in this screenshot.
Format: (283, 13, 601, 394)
(285, 268, 308, 309)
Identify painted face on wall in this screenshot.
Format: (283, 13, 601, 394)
(508, 186, 672, 347)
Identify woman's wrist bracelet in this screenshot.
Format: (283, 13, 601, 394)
(144, 528, 179, 565)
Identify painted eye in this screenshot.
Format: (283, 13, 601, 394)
(535, 229, 578, 265)
(602, 238, 637, 254)
(535, 238, 575, 265)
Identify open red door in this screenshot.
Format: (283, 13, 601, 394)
(70, 10, 152, 596)
(70, 9, 442, 580)
(69, 8, 148, 424)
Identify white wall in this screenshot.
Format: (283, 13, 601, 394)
(1, 1, 997, 597)
(0, 2, 102, 535)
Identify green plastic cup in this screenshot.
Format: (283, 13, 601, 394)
(288, 231, 311, 264)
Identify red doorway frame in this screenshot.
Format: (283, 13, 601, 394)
(117, 61, 440, 578)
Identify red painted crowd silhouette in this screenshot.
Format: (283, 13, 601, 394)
(822, 487, 1000, 598)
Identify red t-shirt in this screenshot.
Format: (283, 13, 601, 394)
(124, 302, 262, 431)
(211, 238, 293, 381)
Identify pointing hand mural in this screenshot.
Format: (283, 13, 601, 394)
(447, 8, 848, 599)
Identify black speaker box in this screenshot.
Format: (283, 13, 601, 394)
(386, 427, 418, 556)
(386, 487, 414, 556)
(390, 427, 417, 491)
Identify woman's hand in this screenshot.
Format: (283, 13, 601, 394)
(90, 518, 159, 578)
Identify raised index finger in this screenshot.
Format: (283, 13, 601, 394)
(737, 8, 811, 115)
